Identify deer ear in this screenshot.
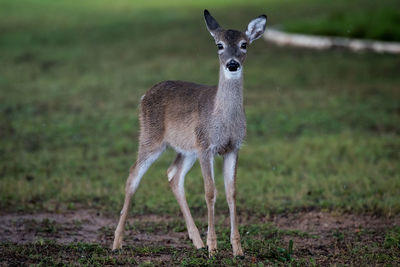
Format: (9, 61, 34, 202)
(204, 9, 220, 37)
(245, 15, 267, 43)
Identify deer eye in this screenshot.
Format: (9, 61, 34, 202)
(217, 43, 224, 50)
(240, 42, 247, 49)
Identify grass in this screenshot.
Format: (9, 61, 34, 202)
(0, 0, 399, 217)
(282, 0, 400, 41)
(0, 237, 295, 266)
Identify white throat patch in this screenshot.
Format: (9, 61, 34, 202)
(223, 67, 242, 80)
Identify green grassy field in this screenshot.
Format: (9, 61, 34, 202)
(283, 0, 400, 41)
(0, 0, 399, 265)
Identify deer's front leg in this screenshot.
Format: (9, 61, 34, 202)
(199, 152, 217, 256)
(223, 150, 244, 257)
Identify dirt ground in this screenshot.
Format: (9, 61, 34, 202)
(0, 209, 399, 266)
(0, 210, 191, 248)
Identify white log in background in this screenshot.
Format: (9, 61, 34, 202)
(264, 28, 400, 54)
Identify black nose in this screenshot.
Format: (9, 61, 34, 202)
(226, 60, 240, 72)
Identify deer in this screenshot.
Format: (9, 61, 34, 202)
(112, 9, 267, 257)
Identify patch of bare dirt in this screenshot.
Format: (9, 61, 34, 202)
(268, 211, 400, 263)
(270, 211, 399, 233)
(0, 209, 190, 249)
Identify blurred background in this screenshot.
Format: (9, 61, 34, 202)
(0, 0, 399, 217)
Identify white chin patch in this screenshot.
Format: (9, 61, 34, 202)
(223, 67, 242, 79)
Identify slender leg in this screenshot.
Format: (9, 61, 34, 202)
(223, 150, 244, 257)
(168, 153, 204, 249)
(198, 151, 217, 255)
(112, 146, 165, 250)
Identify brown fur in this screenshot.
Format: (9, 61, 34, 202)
(140, 81, 217, 152)
(138, 79, 245, 155)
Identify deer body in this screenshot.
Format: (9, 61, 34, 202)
(141, 78, 244, 154)
(113, 10, 267, 257)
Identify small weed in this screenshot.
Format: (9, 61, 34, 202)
(22, 219, 61, 234)
(332, 230, 345, 241)
(384, 226, 400, 249)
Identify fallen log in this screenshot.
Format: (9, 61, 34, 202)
(264, 28, 400, 54)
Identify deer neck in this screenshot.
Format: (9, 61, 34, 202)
(214, 65, 244, 115)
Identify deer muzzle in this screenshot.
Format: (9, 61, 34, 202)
(226, 59, 240, 72)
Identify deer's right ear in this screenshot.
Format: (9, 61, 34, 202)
(204, 9, 220, 38)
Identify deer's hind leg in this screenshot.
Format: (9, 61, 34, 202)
(168, 152, 204, 249)
(113, 143, 166, 250)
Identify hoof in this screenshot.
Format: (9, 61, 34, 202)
(112, 248, 122, 254)
(192, 239, 205, 249)
(208, 248, 218, 257)
(112, 241, 122, 251)
(235, 254, 245, 260)
(198, 247, 208, 255)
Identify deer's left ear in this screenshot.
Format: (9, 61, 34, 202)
(245, 15, 267, 44)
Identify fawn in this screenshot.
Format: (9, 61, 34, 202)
(112, 9, 267, 257)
